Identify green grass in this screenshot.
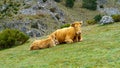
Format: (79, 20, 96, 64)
(0, 23, 120, 68)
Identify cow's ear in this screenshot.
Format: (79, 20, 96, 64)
(71, 23, 75, 27)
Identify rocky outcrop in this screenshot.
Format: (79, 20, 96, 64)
(0, 19, 48, 37)
(97, 0, 107, 6)
(26, 29, 42, 37)
(0, 0, 66, 37)
(19, 0, 65, 23)
(99, 8, 120, 15)
(97, 0, 120, 15)
(117, 0, 120, 4)
(105, 8, 120, 15)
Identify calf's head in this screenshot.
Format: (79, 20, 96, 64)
(49, 33, 59, 45)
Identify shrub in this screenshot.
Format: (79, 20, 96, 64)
(86, 19, 97, 25)
(94, 14, 102, 22)
(60, 23, 70, 28)
(82, 0, 97, 10)
(0, 29, 29, 50)
(99, 5, 104, 8)
(65, 0, 74, 8)
(54, 0, 61, 2)
(112, 14, 120, 22)
(43, 0, 47, 2)
(31, 22, 38, 29)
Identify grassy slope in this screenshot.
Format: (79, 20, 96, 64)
(58, 0, 120, 24)
(57, 0, 100, 23)
(0, 23, 120, 68)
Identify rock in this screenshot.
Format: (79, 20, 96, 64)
(97, 0, 120, 15)
(4, 22, 14, 29)
(31, 20, 47, 30)
(117, 0, 120, 4)
(56, 10, 65, 23)
(97, 0, 107, 5)
(98, 7, 120, 15)
(0, 0, 64, 37)
(97, 0, 107, 10)
(26, 29, 42, 37)
(24, 0, 33, 4)
(38, 0, 43, 3)
(0, 19, 47, 37)
(19, 0, 65, 24)
(104, 8, 120, 15)
(0, 4, 8, 12)
(19, 8, 36, 15)
(20, 26, 29, 33)
(100, 15, 114, 24)
(37, 20, 47, 30)
(0, 25, 4, 31)
(38, 0, 65, 23)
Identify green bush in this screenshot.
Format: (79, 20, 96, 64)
(86, 19, 97, 25)
(99, 5, 104, 8)
(94, 14, 102, 22)
(43, 0, 47, 2)
(82, 0, 97, 10)
(0, 29, 29, 50)
(31, 22, 38, 29)
(65, 0, 75, 8)
(112, 14, 120, 22)
(60, 23, 70, 28)
(54, 0, 61, 2)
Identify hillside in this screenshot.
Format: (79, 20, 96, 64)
(0, 22, 120, 68)
(57, 0, 120, 22)
(1, 0, 120, 37)
(57, 0, 100, 22)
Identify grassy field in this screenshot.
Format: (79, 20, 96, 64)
(0, 23, 120, 68)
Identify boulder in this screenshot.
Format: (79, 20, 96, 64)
(100, 15, 114, 24)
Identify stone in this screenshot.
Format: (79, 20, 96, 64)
(26, 29, 42, 37)
(0, 0, 65, 37)
(104, 8, 120, 15)
(100, 15, 114, 25)
(19, 0, 65, 24)
(0, 25, 4, 31)
(20, 26, 29, 33)
(37, 21, 47, 30)
(97, 0, 107, 5)
(0, 4, 8, 12)
(19, 8, 36, 15)
(98, 7, 120, 16)
(117, 0, 120, 4)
